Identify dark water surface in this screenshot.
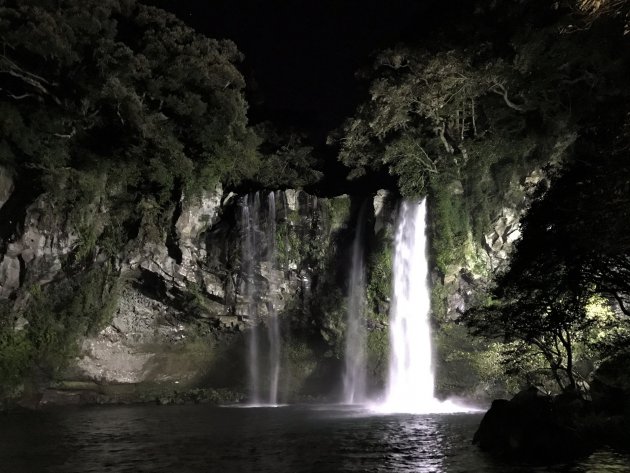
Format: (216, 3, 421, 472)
(0, 404, 628, 472)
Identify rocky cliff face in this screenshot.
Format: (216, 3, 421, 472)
(0, 172, 376, 405)
(0, 155, 560, 406)
(436, 167, 550, 321)
(431, 159, 569, 401)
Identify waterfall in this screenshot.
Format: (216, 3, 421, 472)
(266, 192, 281, 405)
(377, 198, 476, 414)
(342, 202, 368, 404)
(241, 192, 282, 406)
(384, 199, 436, 412)
(242, 194, 261, 403)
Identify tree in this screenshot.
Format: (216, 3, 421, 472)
(0, 0, 263, 389)
(463, 129, 630, 393)
(334, 46, 531, 196)
(252, 123, 322, 189)
(0, 0, 260, 211)
(464, 265, 593, 392)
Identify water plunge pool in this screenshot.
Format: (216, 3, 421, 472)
(1, 404, 627, 472)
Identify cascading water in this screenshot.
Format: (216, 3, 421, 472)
(242, 194, 261, 404)
(384, 199, 435, 412)
(266, 192, 281, 405)
(241, 192, 282, 406)
(380, 199, 470, 413)
(342, 203, 368, 404)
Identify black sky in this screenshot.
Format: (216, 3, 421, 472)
(147, 0, 460, 137)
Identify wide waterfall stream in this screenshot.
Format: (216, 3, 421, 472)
(380, 200, 466, 414)
(383, 199, 438, 412)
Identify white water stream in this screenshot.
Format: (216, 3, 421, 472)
(242, 192, 282, 406)
(379, 199, 472, 414)
(266, 192, 281, 405)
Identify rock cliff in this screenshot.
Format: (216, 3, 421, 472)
(0, 173, 383, 405)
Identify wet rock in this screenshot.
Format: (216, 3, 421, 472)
(373, 189, 391, 235)
(73, 288, 214, 384)
(176, 184, 223, 243)
(284, 189, 300, 211)
(447, 180, 464, 195)
(0, 194, 84, 301)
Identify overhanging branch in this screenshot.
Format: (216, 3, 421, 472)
(490, 82, 525, 112)
(0, 55, 61, 105)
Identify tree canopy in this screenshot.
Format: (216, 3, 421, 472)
(0, 0, 261, 193)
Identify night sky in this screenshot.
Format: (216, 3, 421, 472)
(147, 0, 463, 139)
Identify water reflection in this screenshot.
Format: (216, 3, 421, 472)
(374, 415, 444, 472)
(577, 450, 630, 473)
(0, 405, 628, 473)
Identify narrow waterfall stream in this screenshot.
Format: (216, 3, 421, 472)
(266, 192, 281, 405)
(242, 194, 261, 403)
(342, 202, 368, 404)
(241, 192, 282, 406)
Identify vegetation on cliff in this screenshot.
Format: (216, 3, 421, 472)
(460, 2, 630, 398)
(0, 0, 329, 397)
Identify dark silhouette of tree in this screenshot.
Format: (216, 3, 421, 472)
(463, 121, 630, 392)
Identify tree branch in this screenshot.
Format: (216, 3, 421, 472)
(490, 82, 525, 112)
(611, 292, 630, 316)
(52, 127, 76, 139)
(471, 98, 477, 137)
(0, 55, 61, 105)
(0, 87, 33, 100)
(436, 122, 454, 154)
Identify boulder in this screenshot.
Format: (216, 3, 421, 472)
(591, 349, 630, 415)
(473, 387, 591, 462)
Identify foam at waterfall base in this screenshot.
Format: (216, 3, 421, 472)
(370, 397, 482, 414)
(226, 403, 289, 408)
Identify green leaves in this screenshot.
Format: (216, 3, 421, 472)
(253, 124, 321, 189)
(335, 43, 537, 204)
(0, 0, 259, 201)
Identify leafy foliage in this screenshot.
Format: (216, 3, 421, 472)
(253, 124, 322, 189)
(0, 264, 120, 392)
(335, 45, 540, 198)
(435, 323, 521, 397)
(365, 228, 393, 320)
(0, 0, 262, 251)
